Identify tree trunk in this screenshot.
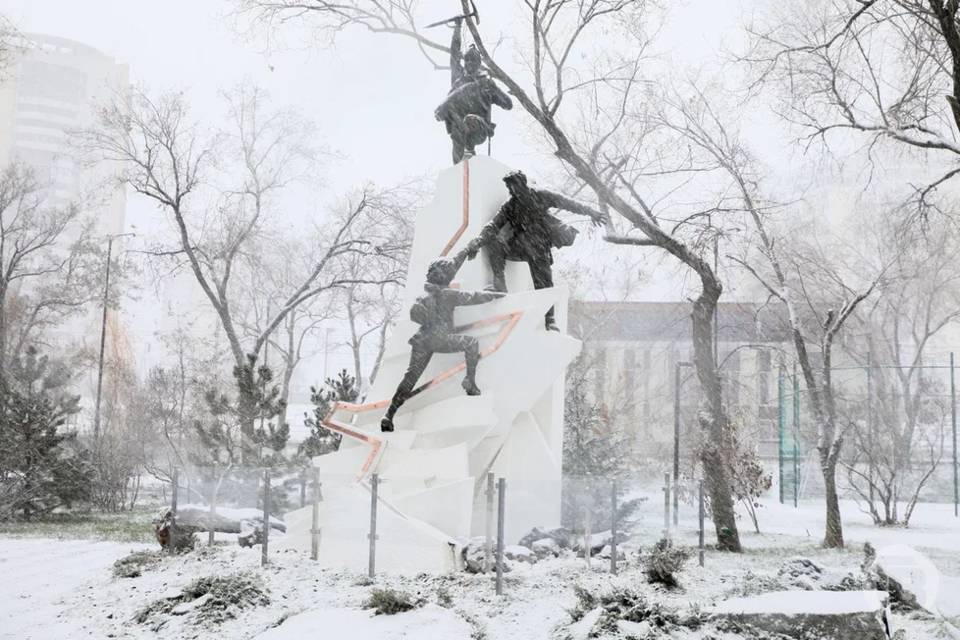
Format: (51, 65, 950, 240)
(692, 281, 742, 552)
(820, 437, 844, 548)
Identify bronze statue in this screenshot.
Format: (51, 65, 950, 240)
(467, 171, 606, 331)
(381, 250, 504, 433)
(435, 18, 513, 164)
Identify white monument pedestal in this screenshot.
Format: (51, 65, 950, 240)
(280, 156, 580, 573)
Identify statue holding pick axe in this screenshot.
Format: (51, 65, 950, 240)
(431, 6, 513, 164)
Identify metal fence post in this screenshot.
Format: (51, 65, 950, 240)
(485, 472, 494, 572)
(368, 473, 379, 579)
(793, 364, 800, 508)
(168, 468, 179, 552)
(311, 468, 321, 561)
(584, 479, 593, 568)
(698, 480, 705, 567)
(208, 483, 216, 546)
(495, 478, 506, 596)
(261, 469, 271, 567)
(778, 366, 785, 504)
(673, 361, 681, 527)
(952, 352, 958, 518)
(610, 479, 618, 575)
(662, 472, 670, 539)
(299, 470, 307, 508)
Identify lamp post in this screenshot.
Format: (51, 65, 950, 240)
(673, 360, 693, 526)
(92, 232, 134, 440)
(322, 327, 335, 381)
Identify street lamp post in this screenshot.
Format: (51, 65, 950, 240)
(322, 327, 335, 382)
(673, 360, 693, 526)
(93, 232, 134, 440)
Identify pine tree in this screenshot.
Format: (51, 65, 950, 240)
(561, 353, 639, 531)
(193, 355, 288, 469)
(298, 369, 359, 459)
(0, 347, 92, 520)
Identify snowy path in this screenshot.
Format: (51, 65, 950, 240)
(0, 538, 150, 640)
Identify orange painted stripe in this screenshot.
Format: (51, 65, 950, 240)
(441, 158, 470, 256)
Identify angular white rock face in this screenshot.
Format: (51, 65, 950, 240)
(280, 156, 580, 573)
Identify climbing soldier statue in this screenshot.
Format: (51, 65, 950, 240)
(466, 171, 607, 331)
(381, 250, 504, 433)
(434, 17, 513, 164)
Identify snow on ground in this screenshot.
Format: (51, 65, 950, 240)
(0, 539, 152, 640)
(0, 492, 957, 639)
(254, 604, 474, 640)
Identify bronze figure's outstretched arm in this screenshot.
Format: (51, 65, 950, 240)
(536, 189, 607, 226)
(450, 18, 464, 88)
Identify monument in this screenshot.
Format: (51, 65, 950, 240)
(280, 24, 593, 573)
(281, 156, 582, 572)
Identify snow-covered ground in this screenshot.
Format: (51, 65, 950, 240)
(0, 493, 957, 639)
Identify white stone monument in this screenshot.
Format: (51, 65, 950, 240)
(281, 156, 581, 573)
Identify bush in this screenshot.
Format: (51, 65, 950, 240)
(113, 550, 161, 578)
(569, 584, 696, 633)
(363, 588, 421, 616)
(135, 572, 269, 625)
(644, 538, 689, 588)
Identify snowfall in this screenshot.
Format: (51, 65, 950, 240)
(2, 493, 958, 640)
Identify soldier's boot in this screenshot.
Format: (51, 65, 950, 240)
(544, 306, 559, 332)
(380, 417, 394, 433)
(461, 339, 482, 396)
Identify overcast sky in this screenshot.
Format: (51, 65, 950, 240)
(0, 0, 758, 188)
(1, 0, 839, 393)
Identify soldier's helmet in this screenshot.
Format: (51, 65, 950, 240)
(426, 257, 459, 286)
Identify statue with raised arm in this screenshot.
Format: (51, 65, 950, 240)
(380, 249, 505, 433)
(434, 18, 513, 164)
(466, 171, 607, 331)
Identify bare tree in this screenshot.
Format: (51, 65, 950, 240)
(0, 162, 105, 376)
(0, 13, 21, 80)
(716, 142, 884, 548)
(235, 0, 452, 69)
(81, 85, 399, 458)
(335, 184, 415, 389)
(747, 0, 960, 216)
(842, 217, 958, 526)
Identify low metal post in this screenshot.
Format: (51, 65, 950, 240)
(610, 480, 618, 575)
(310, 468, 321, 561)
(169, 468, 179, 552)
(368, 473, 379, 579)
(698, 480, 705, 567)
(485, 472, 495, 572)
(208, 485, 216, 546)
(584, 483, 592, 569)
(663, 472, 670, 539)
(495, 478, 506, 596)
(299, 470, 306, 508)
(261, 469, 270, 567)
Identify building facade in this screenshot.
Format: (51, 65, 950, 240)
(569, 300, 792, 470)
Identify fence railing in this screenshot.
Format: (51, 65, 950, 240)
(157, 466, 715, 595)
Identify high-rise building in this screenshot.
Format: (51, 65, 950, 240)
(0, 33, 127, 232)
